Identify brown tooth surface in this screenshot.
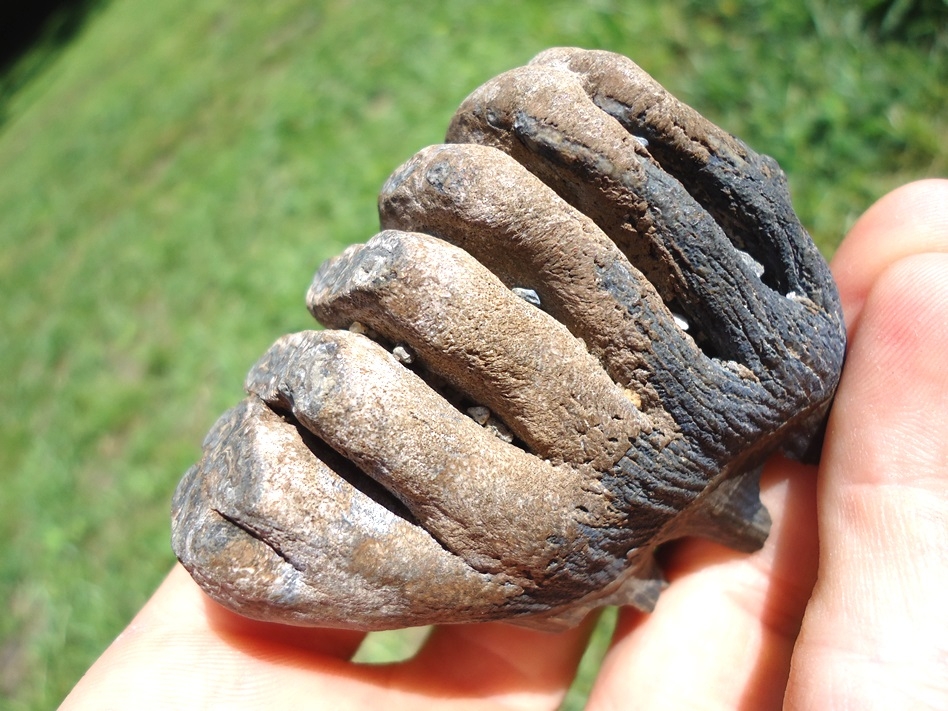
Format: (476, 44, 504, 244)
(172, 395, 518, 629)
(172, 48, 846, 631)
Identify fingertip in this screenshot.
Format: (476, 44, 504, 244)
(151, 564, 368, 659)
(831, 178, 948, 330)
(824, 252, 948, 490)
(400, 617, 595, 709)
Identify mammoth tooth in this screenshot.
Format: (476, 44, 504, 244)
(171, 48, 846, 631)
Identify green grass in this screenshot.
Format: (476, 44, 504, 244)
(1, 0, 945, 708)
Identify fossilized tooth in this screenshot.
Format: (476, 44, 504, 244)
(171, 48, 846, 631)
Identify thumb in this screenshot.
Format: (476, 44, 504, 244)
(785, 181, 948, 710)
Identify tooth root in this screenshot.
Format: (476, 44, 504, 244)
(605, 554, 667, 612)
(681, 464, 771, 553)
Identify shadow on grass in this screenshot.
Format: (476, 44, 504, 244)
(0, 0, 109, 125)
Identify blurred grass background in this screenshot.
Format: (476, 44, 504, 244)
(1, 0, 945, 707)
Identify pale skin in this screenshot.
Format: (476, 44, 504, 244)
(62, 179, 948, 710)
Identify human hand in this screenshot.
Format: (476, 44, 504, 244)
(61, 179, 948, 710)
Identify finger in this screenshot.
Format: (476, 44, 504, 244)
(784, 252, 948, 709)
(585, 456, 820, 710)
(61, 564, 368, 710)
(388, 618, 596, 710)
(64, 565, 591, 710)
(831, 178, 948, 330)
